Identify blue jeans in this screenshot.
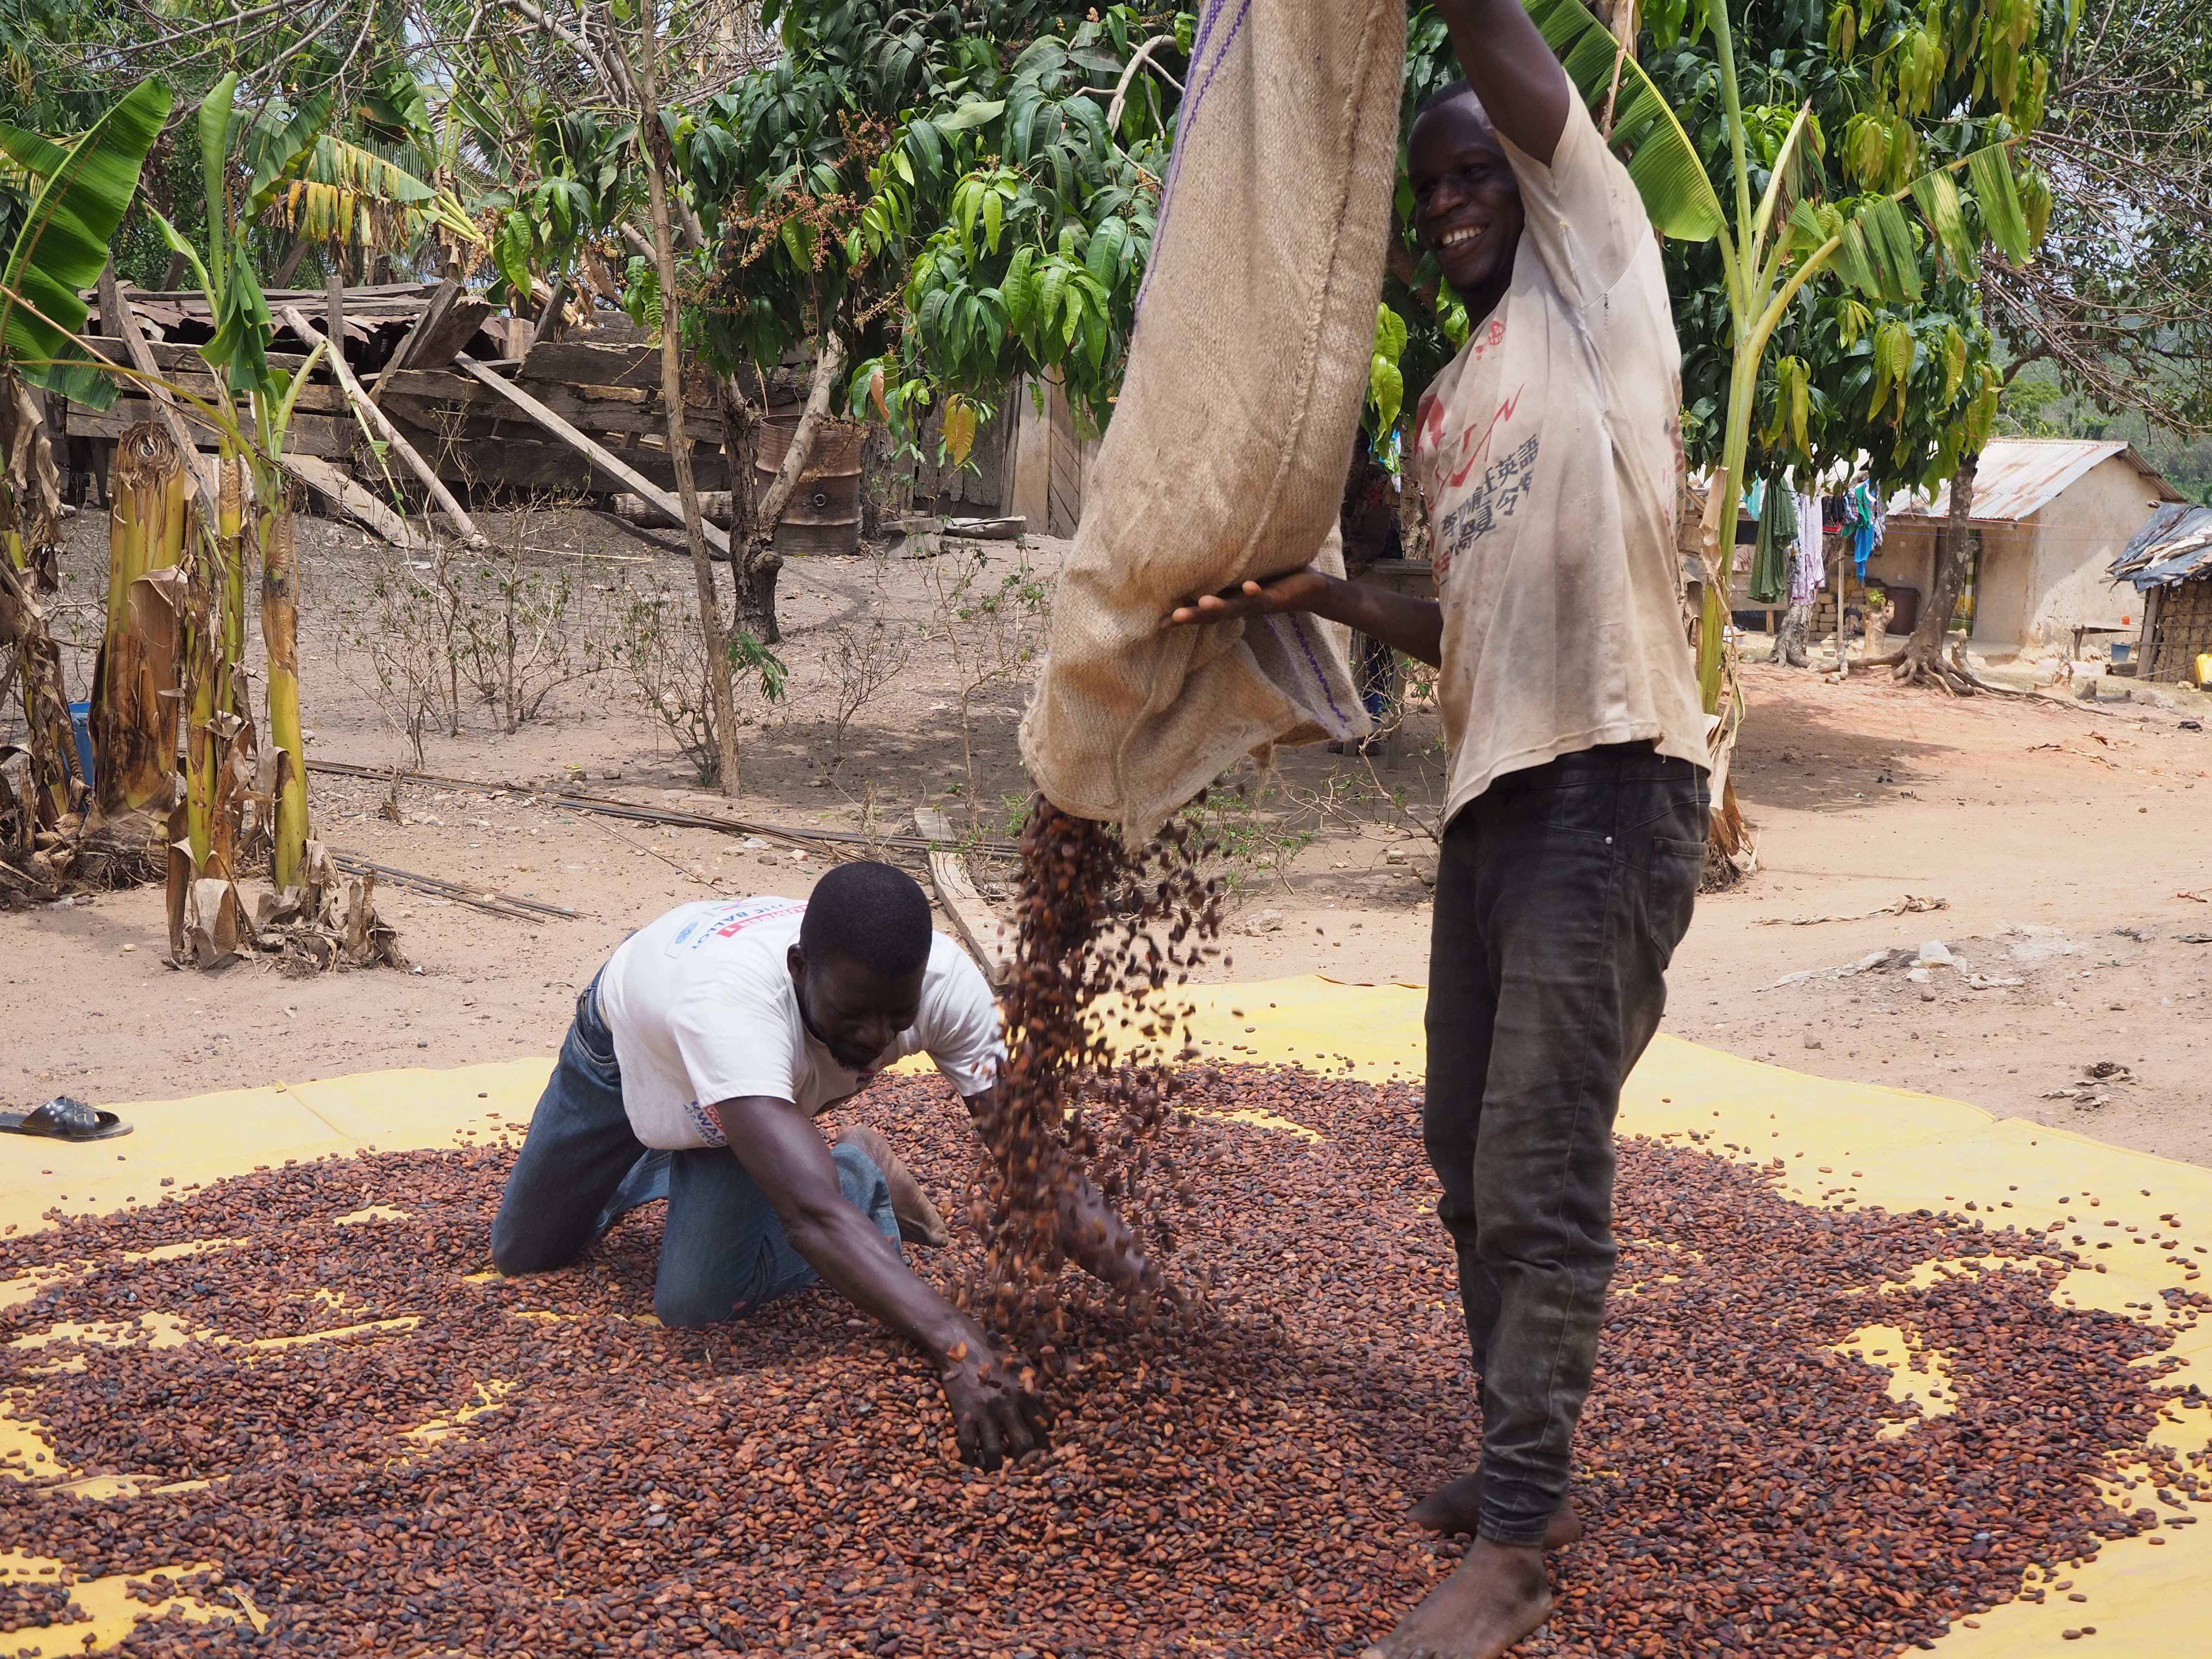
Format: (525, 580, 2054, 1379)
(490, 975, 901, 1327)
(1424, 743, 1707, 1547)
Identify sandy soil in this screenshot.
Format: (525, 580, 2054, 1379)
(7, 505, 2212, 1168)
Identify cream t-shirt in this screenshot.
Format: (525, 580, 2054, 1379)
(593, 896, 1004, 1151)
(1410, 95, 1706, 822)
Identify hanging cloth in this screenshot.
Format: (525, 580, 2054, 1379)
(1749, 475, 1796, 604)
(1790, 533, 1826, 606)
(1856, 482, 1887, 576)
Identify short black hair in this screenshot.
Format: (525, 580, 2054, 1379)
(1416, 78, 1493, 125)
(800, 861, 933, 978)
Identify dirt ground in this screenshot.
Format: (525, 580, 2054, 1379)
(7, 502, 2212, 1168)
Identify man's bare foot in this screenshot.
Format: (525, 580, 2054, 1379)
(1362, 1539, 1551, 1659)
(1407, 1472, 1582, 1549)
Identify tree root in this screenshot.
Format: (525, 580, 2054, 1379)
(1879, 638, 2024, 698)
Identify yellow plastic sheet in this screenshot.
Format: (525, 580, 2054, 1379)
(3, 977, 2207, 1655)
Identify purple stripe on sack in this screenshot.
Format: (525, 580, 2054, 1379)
(1287, 614, 1354, 733)
(1135, 0, 1252, 318)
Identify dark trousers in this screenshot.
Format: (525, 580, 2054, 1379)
(1423, 742, 1707, 1546)
(490, 978, 899, 1327)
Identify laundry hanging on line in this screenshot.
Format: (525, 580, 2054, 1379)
(1748, 476, 1797, 605)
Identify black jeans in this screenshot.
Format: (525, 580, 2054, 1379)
(1423, 742, 1707, 1546)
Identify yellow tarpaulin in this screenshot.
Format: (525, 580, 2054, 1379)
(2, 976, 2205, 1655)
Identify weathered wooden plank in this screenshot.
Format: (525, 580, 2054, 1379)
(282, 305, 487, 549)
(144, 338, 313, 375)
(95, 363, 347, 416)
(394, 428, 731, 496)
(912, 808, 1012, 986)
(379, 367, 661, 407)
(279, 455, 434, 553)
(381, 399, 698, 442)
(68, 401, 354, 458)
(378, 373, 706, 439)
(516, 337, 661, 388)
(374, 279, 495, 392)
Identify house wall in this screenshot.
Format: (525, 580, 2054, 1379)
(1863, 517, 1940, 624)
(2017, 457, 2163, 649)
(1969, 520, 2038, 649)
(1858, 456, 2166, 652)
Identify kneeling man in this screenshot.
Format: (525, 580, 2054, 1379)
(492, 860, 1140, 1465)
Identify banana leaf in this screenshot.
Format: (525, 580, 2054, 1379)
(1520, 0, 1724, 242)
(0, 78, 172, 409)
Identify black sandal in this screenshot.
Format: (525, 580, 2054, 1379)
(0, 1096, 132, 1141)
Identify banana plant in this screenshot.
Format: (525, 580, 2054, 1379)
(145, 72, 343, 895)
(0, 76, 170, 832)
(1528, 0, 2040, 716)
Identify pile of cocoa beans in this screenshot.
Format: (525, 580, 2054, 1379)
(3, 1060, 2200, 1656)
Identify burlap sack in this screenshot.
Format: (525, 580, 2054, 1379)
(1019, 0, 1404, 836)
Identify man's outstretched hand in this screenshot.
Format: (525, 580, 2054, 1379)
(938, 1325, 1050, 1470)
(1162, 560, 1445, 668)
(1162, 567, 1335, 629)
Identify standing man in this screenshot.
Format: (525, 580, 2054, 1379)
(1168, 2, 1707, 1652)
(492, 861, 1146, 1470)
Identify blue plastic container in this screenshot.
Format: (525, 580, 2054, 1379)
(68, 701, 94, 792)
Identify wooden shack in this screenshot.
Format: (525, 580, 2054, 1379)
(2109, 504, 2212, 684)
(58, 282, 864, 556)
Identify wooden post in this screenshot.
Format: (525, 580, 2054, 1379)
(94, 265, 213, 504)
(278, 306, 487, 550)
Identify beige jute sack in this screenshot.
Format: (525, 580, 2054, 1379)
(1019, 0, 1404, 837)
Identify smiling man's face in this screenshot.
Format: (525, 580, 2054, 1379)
(1409, 93, 1525, 311)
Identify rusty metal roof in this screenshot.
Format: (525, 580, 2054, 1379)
(2112, 503, 2212, 589)
(1887, 439, 2188, 523)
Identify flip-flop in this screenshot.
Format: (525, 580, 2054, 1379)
(0, 1096, 132, 1141)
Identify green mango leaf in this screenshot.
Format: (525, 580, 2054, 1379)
(938, 98, 1006, 132)
(1002, 244, 1038, 334)
(1, 77, 172, 409)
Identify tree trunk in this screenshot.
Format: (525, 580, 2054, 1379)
(716, 373, 773, 637)
(0, 369, 78, 829)
(261, 502, 310, 889)
(93, 423, 188, 823)
(636, 0, 744, 797)
(742, 332, 847, 646)
(1895, 449, 1982, 692)
(1778, 602, 1811, 667)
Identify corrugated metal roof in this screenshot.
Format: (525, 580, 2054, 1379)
(2111, 503, 2212, 589)
(1887, 439, 2187, 523)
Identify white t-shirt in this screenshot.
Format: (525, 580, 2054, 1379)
(1411, 95, 1707, 822)
(593, 896, 1005, 1151)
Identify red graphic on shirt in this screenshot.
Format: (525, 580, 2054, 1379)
(1439, 385, 1527, 491)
